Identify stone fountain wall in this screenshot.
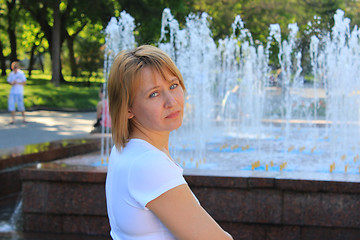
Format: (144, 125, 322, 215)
(185, 170, 360, 239)
(20, 156, 360, 240)
(0, 137, 101, 199)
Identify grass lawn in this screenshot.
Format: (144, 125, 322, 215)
(0, 70, 104, 111)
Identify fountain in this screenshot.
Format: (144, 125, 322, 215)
(162, 8, 360, 175)
(16, 8, 360, 239)
(98, 9, 360, 175)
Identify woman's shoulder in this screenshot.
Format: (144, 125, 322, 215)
(16, 70, 26, 76)
(125, 139, 159, 153)
(128, 140, 178, 168)
(113, 139, 164, 163)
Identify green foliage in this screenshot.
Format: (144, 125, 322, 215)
(344, 0, 360, 27)
(1, 0, 359, 87)
(76, 24, 104, 82)
(192, 0, 242, 40)
(118, 0, 192, 44)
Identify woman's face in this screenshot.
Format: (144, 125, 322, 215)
(129, 66, 184, 134)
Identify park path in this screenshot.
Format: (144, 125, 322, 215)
(0, 110, 96, 149)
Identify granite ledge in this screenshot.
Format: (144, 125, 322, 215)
(19, 163, 360, 194)
(184, 168, 360, 194)
(20, 166, 107, 183)
(0, 137, 101, 170)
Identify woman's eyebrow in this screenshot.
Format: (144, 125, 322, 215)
(144, 85, 159, 94)
(169, 77, 179, 82)
(142, 77, 179, 94)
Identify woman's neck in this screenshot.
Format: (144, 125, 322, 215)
(130, 130, 170, 154)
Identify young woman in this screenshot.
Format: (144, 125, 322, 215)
(106, 45, 233, 240)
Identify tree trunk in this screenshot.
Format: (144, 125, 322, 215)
(67, 37, 78, 77)
(66, 22, 87, 77)
(28, 34, 43, 77)
(37, 53, 44, 73)
(21, 0, 66, 84)
(51, 0, 61, 86)
(28, 46, 35, 77)
(7, 0, 17, 62)
(0, 41, 6, 76)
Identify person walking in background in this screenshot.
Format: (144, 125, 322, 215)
(91, 85, 111, 133)
(106, 45, 233, 240)
(7, 61, 27, 124)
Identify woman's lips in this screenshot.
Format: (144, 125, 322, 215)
(166, 111, 181, 119)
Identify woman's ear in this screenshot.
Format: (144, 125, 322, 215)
(128, 109, 134, 119)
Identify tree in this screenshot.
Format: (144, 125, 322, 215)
(292, 0, 344, 74)
(0, 41, 6, 75)
(27, 32, 44, 76)
(192, 0, 242, 41)
(63, 0, 116, 77)
(0, 1, 8, 75)
(21, 18, 46, 76)
(303, 0, 345, 28)
(20, 0, 65, 84)
(0, 0, 22, 75)
(51, 0, 61, 86)
(20, 0, 116, 84)
(117, 0, 192, 44)
(66, 22, 87, 77)
(6, 0, 18, 62)
(76, 24, 105, 85)
(343, 0, 360, 27)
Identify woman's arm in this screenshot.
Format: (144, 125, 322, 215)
(146, 184, 233, 240)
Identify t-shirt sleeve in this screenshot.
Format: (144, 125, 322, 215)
(7, 73, 13, 83)
(128, 150, 186, 209)
(21, 72, 26, 82)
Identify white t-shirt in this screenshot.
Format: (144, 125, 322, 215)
(106, 138, 188, 240)
(7, 70, 26, 94)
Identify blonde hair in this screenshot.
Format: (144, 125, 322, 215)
(108, 45, 185, 149)
(11, 61, 19, 70)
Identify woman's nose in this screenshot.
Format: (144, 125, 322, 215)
(164, 91, 176, 108)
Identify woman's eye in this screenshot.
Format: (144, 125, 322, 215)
(149, 92, 159, 98)
(170, 83, 178, 89)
